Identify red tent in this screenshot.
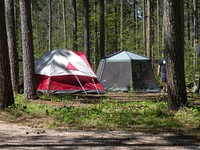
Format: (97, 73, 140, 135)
(35, 49, 104, 94)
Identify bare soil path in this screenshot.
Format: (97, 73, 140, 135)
(0, 121, 199, 150)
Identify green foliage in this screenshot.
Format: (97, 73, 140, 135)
(184, 42, 196, 85)
(0, 94, 199, 132)
(14, 0, 200, 84)
(175, 107, 200, 129)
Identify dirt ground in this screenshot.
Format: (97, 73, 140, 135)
(0, 121, 199, 150)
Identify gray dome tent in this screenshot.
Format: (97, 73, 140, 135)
(96, 51, 159, 92)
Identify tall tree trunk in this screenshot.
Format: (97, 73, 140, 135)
(146, 0, 153, 60)
(100, 0, 105, 59)
(72, 0, 77, 50)
(0, 0, 14, 108)
(19, 0, 37, 100)
(133, 0, 138, 51)
(14, 0, 21, 53)
(5, 0, 19, 93)
(114, 0, 118, 52)
(94, 0, 99, 69)
(163, 0, 187, 110)
(83, 0, 90, 62)
(63, 0, 67, 48)
(143, 0, 146, 54)
(187, 0, 190, 41)
(197, 1, 200, 41)
(192, 0, 197, 66)
(156, 0, 160, 54)
(48, 0, 52, 50)
(120, 0, 123, 50)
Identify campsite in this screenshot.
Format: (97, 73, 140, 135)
(1, 0, 200, 149)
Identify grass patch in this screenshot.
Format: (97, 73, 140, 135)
(0, 94, 199, 134)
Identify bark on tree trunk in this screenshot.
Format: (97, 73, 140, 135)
(83, 0, 90, 62)
(100, 0, 105, 59)
(19, 0, 37, 100)
(120, 0, 123, 50)
(72, 0, 77, 50)
(0, 0, 14, 108)
(48, 0, 52, 51)
(143, 0, 146, 54)
(187, 0, 190, 42)
(163, 0, 187, 110)
(5, 0, 19, 93)
(192, 0, 197, 66)
(94, 0, 99, 69)
(133, 0, 138, 51)
(63, 0, 67, 48)
(156, 0, 160, 54)
(146, 0, 153, 60)
(114, 0, 118, 52)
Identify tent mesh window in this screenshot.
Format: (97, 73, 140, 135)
(132, 61, 158, 90)
(100, 62, 131, 91)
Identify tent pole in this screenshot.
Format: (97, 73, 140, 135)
(130, 60, 134, 92)
(65, 54, 87, 94)
(74, 74, 87, 95)
(91, 78, 99, 94)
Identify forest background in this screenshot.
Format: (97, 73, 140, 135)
(2, 0, 200, 105)
(14, 0, 199, 85)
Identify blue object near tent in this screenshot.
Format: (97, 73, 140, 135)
(195, 43, 200, 57)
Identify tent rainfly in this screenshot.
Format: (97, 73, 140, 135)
(96, 51, 159, 92)
(35, 49, 105, 94)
